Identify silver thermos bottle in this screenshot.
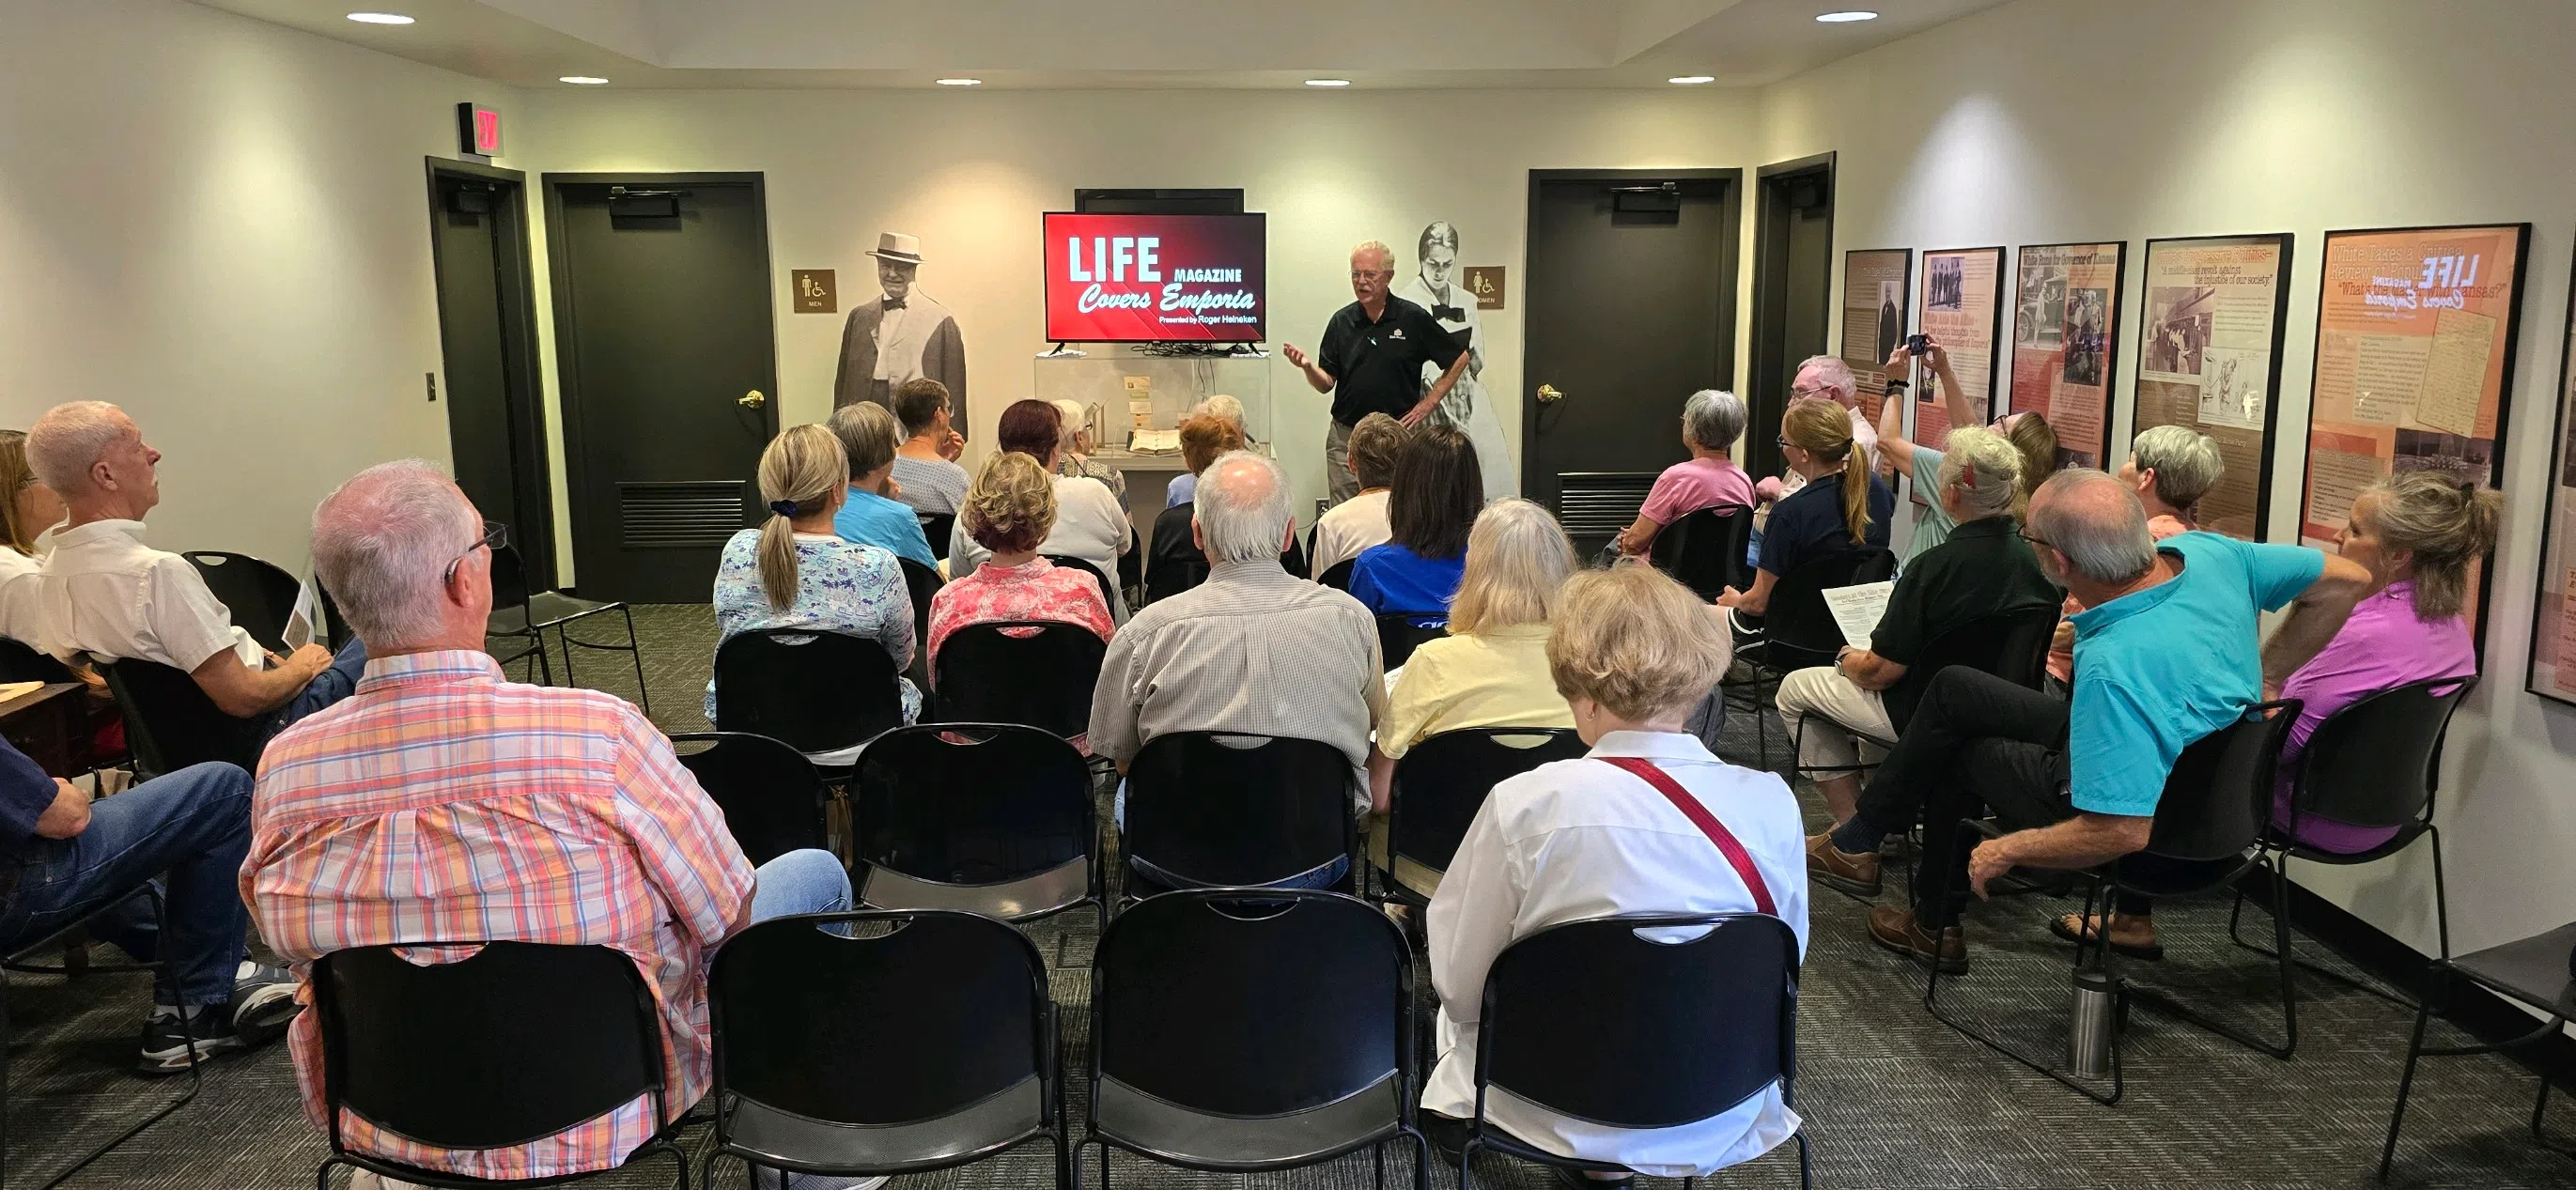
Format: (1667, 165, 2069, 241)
(2069, 966, 2118, 1078)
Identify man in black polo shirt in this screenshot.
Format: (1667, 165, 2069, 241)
(1776, 425, 2059, 862)
(1282, 240, 1470, 504)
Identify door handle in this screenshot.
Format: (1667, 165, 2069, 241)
(737, 390, 766, 409)
(1536, 383, 1565, 404)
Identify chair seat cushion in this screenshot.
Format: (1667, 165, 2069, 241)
(2450, 921, 2576, 1016)
(858, 858, 1089, 921)
(723, 1076, 1046, 1173)
(1092, 1073, 1400, 1169)
(526, 593, 619, 630)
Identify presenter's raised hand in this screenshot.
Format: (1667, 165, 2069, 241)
(1281, 343, 1312, 369)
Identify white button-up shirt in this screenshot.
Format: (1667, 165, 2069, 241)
(34, 519, 256, 671)
(1424, 730, 1810, 1177)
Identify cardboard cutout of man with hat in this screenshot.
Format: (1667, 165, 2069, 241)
(833, 232, 969, 426)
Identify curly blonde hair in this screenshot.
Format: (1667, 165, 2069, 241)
(964, 450, 1058, 554)
(1547, 564, 1730, 722)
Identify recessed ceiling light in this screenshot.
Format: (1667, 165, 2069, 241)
(345, 11, 414, 23)
(558, 75, 609, 85)
(1816, 10, 1880, 22)
(935, 77, 983, 86)
(1305, 78, 1351, 87)
(1668, 75, 1717, 85)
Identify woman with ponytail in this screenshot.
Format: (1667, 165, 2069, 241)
(706, 423, 920, 728)
(1715, 396, 1892, 620)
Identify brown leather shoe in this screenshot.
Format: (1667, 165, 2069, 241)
(1867, 905, 1968, 974)
(1805, 832, 1882, 897)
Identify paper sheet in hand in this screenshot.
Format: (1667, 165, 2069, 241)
(1819, 580, 1895, 652)
(283, 581, 318, 652)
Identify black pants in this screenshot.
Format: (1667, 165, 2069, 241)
(1853, 667, 2073, 930)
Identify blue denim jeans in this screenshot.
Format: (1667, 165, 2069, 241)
(263, 637, 370, 740)
(747, 848, 852, 921)
(0, 763, 255, 1008)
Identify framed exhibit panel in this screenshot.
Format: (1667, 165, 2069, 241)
(2529, 252, 2576, 703)
(1839, 248, 1912, 425)
(1915, 245, 2006, 451)
(2301, 223, 2528, 639)
(2126, 233, 2294, 541)
(2010, 241, 2126, 469)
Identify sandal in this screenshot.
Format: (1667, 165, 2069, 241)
(2049, 911, 2165, 961)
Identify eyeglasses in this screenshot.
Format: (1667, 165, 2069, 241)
(1349, 270, 1391, 280)
(1790, 383, 1834, 398)
(1775, 435, 1790, 449)
(2016, 529, 2052, 550)
(444, 519, 507, 585)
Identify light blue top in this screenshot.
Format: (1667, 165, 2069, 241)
(707, 529, 921, 725)
(1905, 447, 1955, 561)
(1166, 472, 1198, 508)
(833, 486, 939, 568)
(2063, 532, 2322, 817)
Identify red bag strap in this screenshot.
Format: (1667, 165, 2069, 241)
(1597, 756, 1776, 917)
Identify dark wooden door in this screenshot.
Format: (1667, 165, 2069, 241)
(1748, 155, 1836, 483)
(545, 174, 778, 604)
(427, 162, 554, 588)
(1522, 171, 1741, 557)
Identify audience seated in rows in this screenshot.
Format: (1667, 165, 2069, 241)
(26, 401, 366, 731)
(1164, 394, 1251, 508)
(1611, 389, 1753, 560)
(1871, 341, 2058, 561)
(926, 451, 1115, 747)
(1717, 396, 1893, 625)
(706, 424, 919, 729)
(1808, 470, 2371, 970)
(825, 401, 939, 567)
(1422, 563, 1808, 1176)
(1089, 450, 1384, 889)
(1775, 426, 2059, 827)
(1310, 412, 1404, 577)
(1351, 425, 1482, 626)
(1367, 499, 1579, 894)
(245, 461, 859, 1187)
(886, 378, 969, 518)
(1049, 397, 1127, 502)
(949, 399, 1131, 619)
(2056, 471, 2501, 959)
(2042, 425, 2223, 691)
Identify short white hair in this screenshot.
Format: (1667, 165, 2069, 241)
(2131, 425, 2226, 511)
(1794, 355, 1857, 401)
(1936, 425, 2022, 520)
(312, 460, 481, 650)
(1192, 394, 1247, 430)
(26, 401, 132, 493)
(1682, 390, 1746, 452)
(1351, 240, 1394, 270)
(2030, 469, 2154, 584)
(1193, 450, 1290, 564)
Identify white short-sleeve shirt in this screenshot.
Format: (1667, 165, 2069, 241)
(34, 519, 257, 672)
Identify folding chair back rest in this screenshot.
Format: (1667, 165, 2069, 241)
(674, 732, 830, 866)
(314, 942, 663, 1152)
(897, 558, 943, 672)
(1043, 555, 1116, 613)
(1317, 559, 1356, 592)
(487, 541, 536, 610)
(1758, 549, 1898, 668)
(1481, 913, 1797, 1129)
(99, 657, 262, 775)
(0, 635, 71, 684)
(918, 515, 957, 559)
(712, 911, 1046, 1126)
(1376, 614, 1446, 670)
(2143, 701, 2300, 864)
(932, 621, 1105, 738)
(1124, 733, 1354, 889)
(855, 723, 1091, 885)
(1650, 505, 1755, 601)
(1145, 503, 1208, 606)
(713, 629, 905, 755)
(181, 550, 304, 653)
(2291, 675, 2475, 833)
(1094, 890, 1404, 1117)
(1882, 604, 2062, 732)
(1390, 728, 1589, 873)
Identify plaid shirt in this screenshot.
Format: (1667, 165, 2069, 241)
(244, 651, 753, 1180)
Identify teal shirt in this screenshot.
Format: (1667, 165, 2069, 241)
(2063, 532, 2323, 817)
(1904, 447, 1956, 562)
(833, 486, 939, 568)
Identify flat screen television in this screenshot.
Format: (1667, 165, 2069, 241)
(1043, 211, 1265, 343)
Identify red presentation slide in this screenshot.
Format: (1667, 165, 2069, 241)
(1043, 212, 1266, 343)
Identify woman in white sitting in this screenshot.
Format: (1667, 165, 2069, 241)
(1422, 563, 1808, 1180)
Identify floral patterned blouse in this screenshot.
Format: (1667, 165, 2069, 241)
(925, 555, 1114, 751)
(706, 530, 920, 725)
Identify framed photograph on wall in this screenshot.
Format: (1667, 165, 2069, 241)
(2301, 223, 2529, 641)
(2529, 253, 2576, 703)
(2010, 241, 2126, 469)
(2126, 233, 2294, 541)
(1914, 245, 2006, 451)
(1839, 248, 1912, 425)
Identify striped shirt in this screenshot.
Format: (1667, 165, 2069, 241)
(244, 650, 753, 1181)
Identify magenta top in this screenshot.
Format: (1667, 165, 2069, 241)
(2273, 580, 2475, 853)
(1639, 456, 1756, 528)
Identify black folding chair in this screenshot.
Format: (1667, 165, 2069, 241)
(1789, 603, 2059, 782)
(180, 550, 304, 653)
(1121, 733, 1358, 900)
(707, 910, 1068, 1190)
(1925, 702, 2300, 1105)
(97, 657, 264, 778)
(932, 621, 1106, 741)
(1379, 728, 1587, 905)
(896, 557, 943, 698)
(671, 732, 830, 866)
(852, 724, 1099, 924)
(1376, 614, 1447, 671)
(309, 942, 688, 1189)
(0, 637, 71, 685)
(0, 886, 200, 1190)
(1044, 554, 1117, 617)
(1649, 506, 1755, 602)
(1463, 914, 1809, 1190)
(918, 512, 957, 556)
(1318, 558, 1357, 592)
(489, 543, 646, 712)
(1080, 890, 1425, 1190)
(711, 629, 906, 773)
(2380, 920, 2576, 1179)
(1721, 547, 1897, 769)
(1144, 503, 1207, 606)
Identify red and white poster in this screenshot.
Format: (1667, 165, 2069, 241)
(1915, 246, 2003, 453)
(1042, 212, 1266, 343)
(2010, 242, 2125, 469)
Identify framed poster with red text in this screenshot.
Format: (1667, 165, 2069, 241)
(2527, 252, 2576, 703)
(1042, 211, 1266, 343)
(1914, 246, 2004, 452)
(2128, 233, 2293, 541)
(1839, 248, 1912, 426)
(2010, 241, 2125, 469)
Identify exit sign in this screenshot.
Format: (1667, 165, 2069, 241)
(457, 103, 502, 157)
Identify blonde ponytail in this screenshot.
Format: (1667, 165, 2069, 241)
(754, 425, 851, 611)
(1783, 396, 1874, 546)
(2364, 471, 2503, 622)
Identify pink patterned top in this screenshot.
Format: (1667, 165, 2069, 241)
(925, 555, 1114, 675)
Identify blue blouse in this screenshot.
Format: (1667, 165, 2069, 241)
(1349, 543, 1466, 627)
(706, 530, 921, 725)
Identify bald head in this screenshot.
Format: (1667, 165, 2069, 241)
(312, 460, 488, 652)
(2028, 469, 2155, 585)
(29, 401, 159, 520)
(1193, 450, 1291, 564)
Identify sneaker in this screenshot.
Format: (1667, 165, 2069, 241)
(231, 961, 303, 1044)
(136, 1005, 244, 1074)
(1866, 905, 1968, 974)
(1805, 832, 1883, 897)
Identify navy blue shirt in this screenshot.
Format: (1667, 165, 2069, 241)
(0, 738, 58, 861)
(1317, 296, 1467, 425)
(1758, 470, 1894, 579)
(1349, 544, 1466, 627)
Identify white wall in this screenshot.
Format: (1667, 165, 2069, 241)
(1760, 0, 2576, 955)
(0, 0, 520, 574)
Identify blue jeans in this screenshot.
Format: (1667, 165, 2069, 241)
(746, 849, 851, 922)
(0, 763, 255, 1008)
(262, 637, 370, 740)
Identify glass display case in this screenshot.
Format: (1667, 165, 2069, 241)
(1032, 348, 1275, 471)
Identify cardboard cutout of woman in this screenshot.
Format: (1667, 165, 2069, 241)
(1399, 221, 1515, 500)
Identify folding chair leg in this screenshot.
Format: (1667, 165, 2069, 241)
(2380, 997, 2432, 1179)
(1458, 1136, 1482, 1190)
(1373, 1136, 1386, 1190)
(1795, 1130, 1814, 1190)
(622, 605, 651, 715)
(1411, 1125, 1432, 1190)
(1922, 881, 2124, 1105)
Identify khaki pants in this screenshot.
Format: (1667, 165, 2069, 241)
(1775, 665, 1895, 773)
(1325, 419, 1360, 505)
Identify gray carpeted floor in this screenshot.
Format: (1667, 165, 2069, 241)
(8, 604, 2568, 1188)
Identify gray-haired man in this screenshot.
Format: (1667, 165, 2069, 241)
(1284, 241, 1472, 504)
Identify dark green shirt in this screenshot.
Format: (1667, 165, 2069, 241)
(1869, 516, 2060, 666)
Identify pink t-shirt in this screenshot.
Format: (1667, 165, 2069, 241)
(2273, 580, 2475, 853)
(1639, 456, 1755, 526)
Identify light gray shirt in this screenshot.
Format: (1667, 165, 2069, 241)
(1089, 559, 1387, 800)
(890, 454, 970, 518)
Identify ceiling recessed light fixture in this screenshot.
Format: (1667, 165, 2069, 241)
(345, 11, 414, 23)
(558, 75, 609, 85)
(1816, 10, 1879, 22)
(1305, 78, 1352, 87)
(935, 77, 983, 86)
(1668, 74, 1717, 85)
